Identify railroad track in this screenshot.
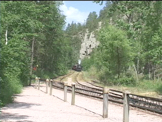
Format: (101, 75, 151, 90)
(76, 73, 102, 90)
(75, 73, 124, 102)
(39, 71, 162, 115)
(76, 75, 162, 114)
(59, 71, 75, 82)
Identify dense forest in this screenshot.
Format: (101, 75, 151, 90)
(66, 1, 162, 94)
(66, 1, 162, 85)
(81, 1, 162, 93)
(0, 1, 162, 106)
(0, 1, 81, 106)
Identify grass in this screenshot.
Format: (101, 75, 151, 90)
(110, 81, 162, 98)
(82, 67, 99, 82)
(82, 71, 162, 98)
(106, 84, 160, 98)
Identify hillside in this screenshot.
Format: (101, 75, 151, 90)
(79, 22, 102, 59)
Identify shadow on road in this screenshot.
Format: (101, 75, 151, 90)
(0, 102, 41, 121)
(0, 113, 32, 122)
(2, 101, 41, 109)
(75, 104, 102, 117)
(0, 112, 33, 122)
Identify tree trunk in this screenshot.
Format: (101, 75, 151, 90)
(137, 52, 140, 74)
(29, 37, 35, 86)
(133, 64, 139, 82)
(117, 47, 120, 79)
(148, 62, 151, 80)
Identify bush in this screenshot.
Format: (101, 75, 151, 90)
(0, 74, 22, 106)
(82, 57, 93, 71)
(156, 84, 162, 95)
(137, 80, 162, 92)
(116, 76, 136, 86)
(0, 37, 29, 106)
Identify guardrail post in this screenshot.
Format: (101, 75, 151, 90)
(123, 91, 130, 122)
(46, 79, 49, 93)
(64, 82, 68, 102)
(71, 83, 75, 105)
(103, 87, 108, 118)
(49, 79, 53, 95)
(35, 77, 38, 88)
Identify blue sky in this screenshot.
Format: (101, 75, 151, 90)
(59, 1, 106, 27)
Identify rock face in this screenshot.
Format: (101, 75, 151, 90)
(79, 22, 102, 60)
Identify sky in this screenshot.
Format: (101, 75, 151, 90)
(59, 1, 106, 27)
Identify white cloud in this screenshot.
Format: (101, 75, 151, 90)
(59, 3, 89, 26)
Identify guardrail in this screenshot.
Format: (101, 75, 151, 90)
(76, 81, 162, 115)
(129, 93, 162, 114)
(34, 77, 162, 122)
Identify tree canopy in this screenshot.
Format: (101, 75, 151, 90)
(82, 1, 162, 85)
(0, 1, 81, 106)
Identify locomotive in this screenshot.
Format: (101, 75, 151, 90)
(72, 59, 82, 72)
(72, 64, 82, 71)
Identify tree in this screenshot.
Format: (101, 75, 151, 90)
(86, 11, 98, 33)
(97, 24, 133, 79)
(95, 1, 162, 80)
(0, 1, 75, 106)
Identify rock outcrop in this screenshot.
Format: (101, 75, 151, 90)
(79, 22, 102, 59)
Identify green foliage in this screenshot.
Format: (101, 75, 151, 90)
(97, 24, 133, 79)
(84, 66, 99, 81)
(64, 22, 82, 67)
(86, 11, 98, 33)
(61, 1, 162, 95)
(114, 76, 136, 86)
(82, 57, 93, 71)
(82, 24, 134, 85)
(0, 1, 75, 106)
(156, 84, 162, 95)
(0, 38, 27, 105)
(98, 1, 112, 21)
(81, 1, 161, 89)
(136, 80, 162, 93)
(93, 1, 104, 5)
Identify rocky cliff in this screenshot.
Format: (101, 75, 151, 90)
(79, 22, 102, 59)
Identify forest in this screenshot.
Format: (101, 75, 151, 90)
(0, 1, 81, 106)
(0, 1, 162, 106)
(67, 1, 162, 95)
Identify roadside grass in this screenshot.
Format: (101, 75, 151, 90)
(106, 81, 162, 98)
(82, 67, 99, 82)
(155, 83, 162, 95)
(82, 71, 162, 98)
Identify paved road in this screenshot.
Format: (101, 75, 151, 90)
(0, 84, 162, 122)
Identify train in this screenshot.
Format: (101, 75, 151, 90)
(72, 64, 82, 72)
(72, 59, 82, 72)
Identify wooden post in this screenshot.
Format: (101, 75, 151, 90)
(35, 77, 38, 88)
(123, 91, 130, 122)
(64, 82, 68, 102)
(103, 87, 108, 118)
(46, 79, 49, 93)
(49, 79, 53, 95)
(71, 83, 75, 105)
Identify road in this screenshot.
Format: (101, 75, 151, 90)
(0, 83, 162, 122)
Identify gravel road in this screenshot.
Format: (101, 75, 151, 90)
(0, 84, 162, 122)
